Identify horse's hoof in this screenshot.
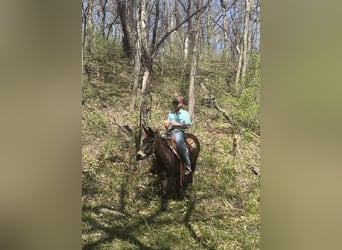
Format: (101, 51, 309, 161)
(178, 192, 185, 200)
(160, 200, 168, 211)
(149, 167, 158, 174)
(188, 175, 193, 185)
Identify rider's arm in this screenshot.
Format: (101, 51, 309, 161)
(168, 120, 190, 129)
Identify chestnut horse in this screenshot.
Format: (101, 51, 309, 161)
(136, 126, 200, 210)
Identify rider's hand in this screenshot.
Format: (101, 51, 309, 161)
(169, 121, 178, 126)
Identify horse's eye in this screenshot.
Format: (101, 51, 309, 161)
(142, 138, 152, 148)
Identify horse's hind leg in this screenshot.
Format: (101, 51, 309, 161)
(160, 176, 168, 211)
(188, 173, 193, 185)
(187, 161, 197, 185)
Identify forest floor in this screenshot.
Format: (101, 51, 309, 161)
(82, 56, 260, 249)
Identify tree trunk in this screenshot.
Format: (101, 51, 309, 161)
(188, 0, 202, 120)
(117, 0, 135, 62)
(169, 0, 176, 54)
(206, 2, 212, 55)
(138, 0, 152, 129)
(222, 6, 229, 58)
(99, 0, 108, 39)
(247, 0, 255, 53)
(234, 0, 251, 95)
(151, 0, 160, 52)
(184, 1, 192, 61)
(82, 2, 86, 54)
(241, 0, 252, 83)
(234, 44, 243, 95)
(129, 34, 142, 111)
(85, 0, 94, 56)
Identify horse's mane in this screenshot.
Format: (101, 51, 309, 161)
(153, 131, 171, 154)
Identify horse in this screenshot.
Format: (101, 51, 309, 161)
(136, 126, 200, 210)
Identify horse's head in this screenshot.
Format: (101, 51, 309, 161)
(136, 126, 156, 160)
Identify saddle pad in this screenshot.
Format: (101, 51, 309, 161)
(186, 137, 195, 147)
(166, 136, 196, 152)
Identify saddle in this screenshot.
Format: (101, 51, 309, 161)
(165, 135, 196, 159)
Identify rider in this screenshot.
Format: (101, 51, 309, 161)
(164, 96, 192, 175)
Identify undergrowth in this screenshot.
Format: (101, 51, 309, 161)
(82, 45, 260, 249)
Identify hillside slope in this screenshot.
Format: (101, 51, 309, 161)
(82, 55, 260, 249)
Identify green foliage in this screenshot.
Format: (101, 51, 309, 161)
(246, 52, 260, 86)
(82, 79, 97, 103)
(93, 32, 124, 60)
(237, 53, 260, 133)
(228, 84, 260, 133)
(82, 108, 109, 137)
(197, 52, 260, 134)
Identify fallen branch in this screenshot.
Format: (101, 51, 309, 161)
(249, 131, 260, 140)
(105, 108, 133, 135)
(212, 96, 233, 124)
(230, 134, 240, 156)
(199, 81, 233, 124)
(250, 165, 260, 176)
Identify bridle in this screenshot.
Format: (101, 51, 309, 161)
(137, 135, 156, 160)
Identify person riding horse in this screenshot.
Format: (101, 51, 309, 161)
(163, 96, 192, 175)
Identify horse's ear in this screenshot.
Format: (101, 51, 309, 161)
(142, 125, 148, 134)
(147, 127, 154, 136)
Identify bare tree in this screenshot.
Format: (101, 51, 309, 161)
(82, 0, 260, 142)
(247, 0, 255, 54)
(82, 1, 87, 52)
(220, 1, 230, 57)
(234, 0, 252, 94)
(83, 0, 94, 56)
(135, 0, 209, 128)
(129, 11, 142, 111)
(117, 0, 135, 61)
(96, 0, 108, 38)
(184, 1, 192, 61)
(240, 0, 252, 82)
(205, 1, 212, 55)
(188, 0, 204, 120)
(138, 0, 153, 130)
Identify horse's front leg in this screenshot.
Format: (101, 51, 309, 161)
(160, 172, 168, 211)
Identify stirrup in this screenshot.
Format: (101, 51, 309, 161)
(184, 165, 191, 175)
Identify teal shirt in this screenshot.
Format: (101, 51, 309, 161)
(167, 109, 192, 131)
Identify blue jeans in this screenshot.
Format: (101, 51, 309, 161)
(170, 129, 191, 169)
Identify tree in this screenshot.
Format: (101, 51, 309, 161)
(83, 0, 94, 56)
(234, 0, 253, 94)
(81, 0, 260, 125)
(241, 0, 253, 82)
(135, 0, 209, 128)
(117, 0, 136, 62)
(98, 0, 109, 39)
(188, 0, 205, 120)
(184, 1, 192, 61)
(139, 0, 152, 129)
(129, 9, 142, 111)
